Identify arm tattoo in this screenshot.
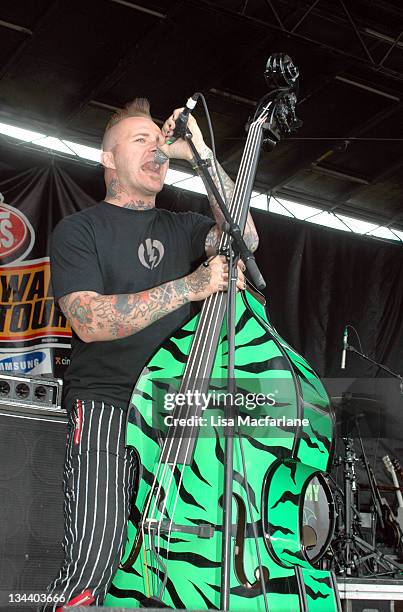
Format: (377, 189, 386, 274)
(194, 149, 232, 228)
(205, 225, 221, 254)
(186, 265, 211, 295)
(59, 294, 95, 337)
(58, 278, 191, 342)
(194, 148, 259, 254)
(243, 216, 259, 252)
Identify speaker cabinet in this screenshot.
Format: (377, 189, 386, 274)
(0, 404, 67, 604)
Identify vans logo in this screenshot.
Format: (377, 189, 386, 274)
(0, 198, 35, 265)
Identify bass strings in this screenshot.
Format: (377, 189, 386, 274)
(151, 113, 267, 587)
(141, 108, 270, 594)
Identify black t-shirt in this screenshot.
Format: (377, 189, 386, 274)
(51, 201, 214, 410)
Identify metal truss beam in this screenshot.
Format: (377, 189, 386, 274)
(338, 0, 375, 65)
(290, 0, 320, 33)
(331, 155, 403, 215)
(0, 1, 63, 82)
(61, 1, 171, 127)
(109, 0, 166, 18)
(0, 19, 32, 36)
(268, 98, 402, 193)
(65, 0, 270, 129)
(191, 0, 403, 82)
(325, 100, 403, 209)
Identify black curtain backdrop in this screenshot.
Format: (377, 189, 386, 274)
(1, 142, 403, 378)
(1, 142, 403, 502)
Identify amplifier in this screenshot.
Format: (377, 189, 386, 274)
(0, 396, 67, 606)
(0, 372, 64, 418)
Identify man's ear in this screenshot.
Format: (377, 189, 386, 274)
(101, 150, 116, 170)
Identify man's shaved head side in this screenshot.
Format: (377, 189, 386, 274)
(102, 97, 152, 152)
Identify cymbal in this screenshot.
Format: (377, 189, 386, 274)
(331, 393, 385, 413)
(331, 393, 385, 435)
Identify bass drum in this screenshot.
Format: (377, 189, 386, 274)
(301, 473, 335, 563)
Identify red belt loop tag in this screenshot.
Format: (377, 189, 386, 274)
(57, 588, 94, 609)
(74, 400, 83, 445)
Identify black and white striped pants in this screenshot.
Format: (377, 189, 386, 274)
(41, 400, 137, 610)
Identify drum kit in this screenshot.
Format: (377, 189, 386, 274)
(300, 394, 403, 577)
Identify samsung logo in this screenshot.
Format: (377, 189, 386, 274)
(0, 351, 46, 373)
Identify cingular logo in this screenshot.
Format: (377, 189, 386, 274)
(0, 196, 35, 265)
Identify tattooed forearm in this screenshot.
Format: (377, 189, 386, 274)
(205, 225, 221, 254)
(186, 264, 211, 296)
(243, 216, 259, 252)
(194, 146, 259, 254)
(59, 294, 96, 337)
(193, 148, 232, 228)
(58, 278, 191, 343)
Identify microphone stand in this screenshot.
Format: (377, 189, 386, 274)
(355, 417, 385, 532)
(346, 343, 403, 395)
(344, 341, 403, 529)
(181, 128, 265, 610)
(184, 131, 266, 292)
(335, 343, 403, 575)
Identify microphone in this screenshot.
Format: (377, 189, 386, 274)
(165, 94, 199, 144)
(154, 148, 169, 165)
(341, 326, 348, 370)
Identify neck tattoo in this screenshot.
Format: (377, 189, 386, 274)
(106, 178, 122, 200)
(123, 200, 154, 210)
(106, 178, 154, 210)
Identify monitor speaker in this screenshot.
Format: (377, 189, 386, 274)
(0, 403, 67, 600)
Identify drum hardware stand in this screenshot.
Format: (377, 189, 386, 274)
(334, 432, 402, 577)
(336, 336, 403, 575)
(323, 477, 347, 573)
(341, 437, 360, 574)
(333, 437, 371, 575)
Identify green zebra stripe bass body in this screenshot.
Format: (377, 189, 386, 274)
(105, 290, 341, 611)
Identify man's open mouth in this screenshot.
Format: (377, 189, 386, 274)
(141, 161, 160, 174)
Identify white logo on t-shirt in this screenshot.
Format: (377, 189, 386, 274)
(138, 238, 164, 269)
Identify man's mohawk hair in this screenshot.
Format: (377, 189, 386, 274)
(102, 98, 152, 149)
(104, 98, 151, 131)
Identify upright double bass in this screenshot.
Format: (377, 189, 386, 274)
(105, 54, 341, 612)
